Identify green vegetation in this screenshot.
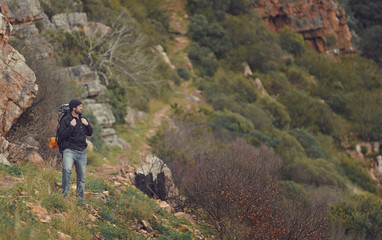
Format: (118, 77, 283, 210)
(0, 163, 202, 239)
(5, 0, 382, 239)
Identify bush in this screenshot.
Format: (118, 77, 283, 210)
(182, 142, 328, 239)
(286, 158, 345, 188)
(188, 42, 218, 76)
(225, 13, 284, 72)
(330, 194, 382, 240)
(339, 155, 376, 193)
(286, 67, 312, 90)
(257, 95, 291, 130)
(177, 67, 190, 80)
(209, 110, 254, 134)
(289, 129, 329, 159)
(279, 90, 345, 136)
(188, 14, 232, 58)
(279, 26, 306, 56)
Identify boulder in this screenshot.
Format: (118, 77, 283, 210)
(101, 128, 130, 150)
(25, 151, 44, 168)
(11, 23, 54, 59)
(81, 79, 106, 98)
(242, 62, 253, 77)
(135, 155, 178, 201)
(0, 153, 10, 166)
(84, 100, 116, 127)
(40, 13, 55, 30)
(83, 22, 110, 38)
(2, 0, 42, 23)
(0, 28, 38, 137)
(51, 12, 87, 31)
(253, 78, 269, 96)
(154, 45, 175, 69)
(67, 65, 93, 80)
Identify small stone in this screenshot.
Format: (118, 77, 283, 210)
(88, 214, 97, 222)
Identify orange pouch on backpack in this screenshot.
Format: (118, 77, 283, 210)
(49, 137, 59, 149)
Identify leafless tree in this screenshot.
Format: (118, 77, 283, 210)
(78, 12, 162, 89)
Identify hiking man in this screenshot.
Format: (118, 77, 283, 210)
(57, 99, 93, 204)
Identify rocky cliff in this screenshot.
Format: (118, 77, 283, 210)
(253, 0, 354, 54)
(0, 0, 39, 162)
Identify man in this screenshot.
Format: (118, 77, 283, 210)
(58, 99, 93, 204)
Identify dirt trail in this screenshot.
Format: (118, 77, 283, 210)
(94, 0, 191, 178)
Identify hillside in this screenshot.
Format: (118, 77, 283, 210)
(1, 0, 382, 239)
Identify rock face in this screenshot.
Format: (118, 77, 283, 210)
(0, 1, 41, 165)
(0, 19, 37, 137)
(253, 0, 354, 54)
(1, 0, 42, 23)
(135, 155, 178, 201)
(51, 12, 87, 31)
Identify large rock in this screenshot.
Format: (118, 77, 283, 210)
(67, 65, 106, 98)
(11, 23, 53, 59)
(135, 155, 178, 201)
(253, 0, 354, 54)
(84, 100, 116, 127)
(0, 12, 12, 39)
(51, 12, 87, 32)
(154, 45, 175, 69)
(1, 0, 42, 23)
(0, 26, 38, 137)
(102, 128, 131, 150)
(83, 22, 110, 38)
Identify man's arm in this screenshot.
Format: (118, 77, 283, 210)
(58, 117, 75, 140)
(81, 117, 93, 136)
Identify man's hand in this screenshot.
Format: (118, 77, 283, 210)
(70, 118, 77, 126)
(81, 118, 89, 126)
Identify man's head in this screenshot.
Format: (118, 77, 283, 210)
(69, 99, 83, 114)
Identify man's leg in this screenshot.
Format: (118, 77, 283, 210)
(75, 150, 87, 202)
(62, 149, 75, 198)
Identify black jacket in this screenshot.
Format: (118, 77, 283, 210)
(57, 113, 93, 151)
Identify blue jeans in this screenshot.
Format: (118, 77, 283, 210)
(62, 149, 87, 200)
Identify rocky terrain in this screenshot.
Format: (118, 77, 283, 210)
(254, 0, 354, 54)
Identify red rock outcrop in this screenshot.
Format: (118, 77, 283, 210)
(253, 0, 354, 54)
(0, 6, 38, 158)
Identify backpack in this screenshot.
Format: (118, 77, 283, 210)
(55, 104, 70, 153)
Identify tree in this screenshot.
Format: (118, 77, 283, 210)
(359, 25, 382, 65)
(184, 142, 329, 239)
(78, 13, 163, 89)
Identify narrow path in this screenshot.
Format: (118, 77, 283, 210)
(140, 104, 171, 157)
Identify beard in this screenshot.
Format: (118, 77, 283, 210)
(74, 108, 82, 114)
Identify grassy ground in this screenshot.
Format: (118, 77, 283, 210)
(0, 162, 206, 239)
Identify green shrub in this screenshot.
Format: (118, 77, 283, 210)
(86, 151, 104, 167)
(188, 42, 218, 76)
(286, 67, 312, 90)
(286, 158, 345, 187)
(289, 129, 329, 159)
(279, 26, 306, 56)
(87, 177, 109, 193)
(189, 14, 232, 58)
(225, 13, 284, 72)
(339, 155, 376, 193)
(177, 67, 190, 80)
(280, 90, 345, 136)
(209, 110, 254, 134)
(257, 95, 291, 130)
(202, 70, 258, 104)
(330, 194, 382, 240)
